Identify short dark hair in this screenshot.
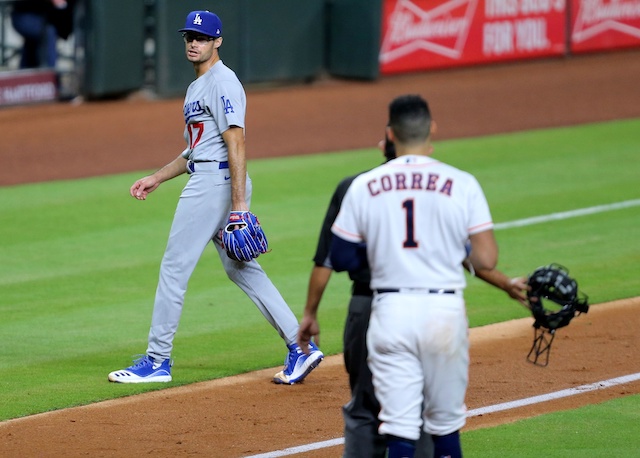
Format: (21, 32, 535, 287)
(388, 95, 431, 145)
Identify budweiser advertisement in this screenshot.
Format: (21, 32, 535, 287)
(380, 0, 567, 74)
(570, 0, 640, 52)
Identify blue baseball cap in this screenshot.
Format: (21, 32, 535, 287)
(179, 11, 222, 38)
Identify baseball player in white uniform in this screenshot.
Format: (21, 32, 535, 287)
(108, 10, 323, 384)
(330, 95, 498, 458)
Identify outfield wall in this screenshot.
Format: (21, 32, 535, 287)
(1, 0, 639, 104)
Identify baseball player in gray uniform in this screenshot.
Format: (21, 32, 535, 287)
(108, 10, 323, 384)
(331, 95, 497, 458)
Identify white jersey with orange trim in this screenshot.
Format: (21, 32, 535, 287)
(331, 153, 494, 441)
(332, 154, 493, 291)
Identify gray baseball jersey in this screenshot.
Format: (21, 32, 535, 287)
(146, 61, 299, 360)
(180, 61, 246, 162)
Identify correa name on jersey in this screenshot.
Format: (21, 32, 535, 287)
(366, 172, 453, 197)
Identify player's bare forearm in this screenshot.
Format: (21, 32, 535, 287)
(156, 155, 189, 182)
(304, 266, 332, 319)
(130, 155, 187, 200)
(475, 267, 529, 307)
(298, 266, 332, 353)
(223, 127, 248, 211)
(468, 230, 498, 270)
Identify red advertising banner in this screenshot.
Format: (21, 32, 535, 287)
(570, 0, 640, 52)
(0, 70, 57, 107)
(380, 0, 568, 74)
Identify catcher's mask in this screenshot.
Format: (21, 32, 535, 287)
(526, 263, 589, 366)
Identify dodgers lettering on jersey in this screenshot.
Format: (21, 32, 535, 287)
(183, 99, 206, 120)
(332, 155, 493, 290)
(180, 61, 246, 162)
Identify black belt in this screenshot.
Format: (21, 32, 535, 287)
(375, 288, 456, 294)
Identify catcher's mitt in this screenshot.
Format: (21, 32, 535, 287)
(526, 263, 589, 366)
(221, 211, 269, 262)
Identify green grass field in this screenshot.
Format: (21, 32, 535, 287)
(1, 118, 639, 454)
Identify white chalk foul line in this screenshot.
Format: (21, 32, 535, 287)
(493, 198, 640, 230)
(245, 438, 345, 458)
(467, 372, 640, 417)
(245, 372, 640, 458)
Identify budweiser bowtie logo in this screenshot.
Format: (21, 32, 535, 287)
(573, 0, 640, 42)
(380, 0, 478, 63)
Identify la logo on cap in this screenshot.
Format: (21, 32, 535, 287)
(179, 11, 222, 37)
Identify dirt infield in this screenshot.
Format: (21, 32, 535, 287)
(1, 50, 640, 186)
(1, 299, 639, 457)
(1, 49, 640, 457)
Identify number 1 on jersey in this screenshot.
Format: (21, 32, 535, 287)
(402, 199, 418, 248)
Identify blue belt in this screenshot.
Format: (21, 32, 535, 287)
(375, 288, 456, 294)
(187, 160, 229, 174)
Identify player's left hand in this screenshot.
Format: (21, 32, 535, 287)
(221, 211, 269, 262)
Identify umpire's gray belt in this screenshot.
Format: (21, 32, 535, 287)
(186, 160, 229, 174)
(375, 288, 457, 295)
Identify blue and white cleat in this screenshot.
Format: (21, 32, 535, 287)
(108, 355, 172, 383)
(273, 342, 324, 385)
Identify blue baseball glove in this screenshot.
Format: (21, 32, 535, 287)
(221, 211, 269, 262)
